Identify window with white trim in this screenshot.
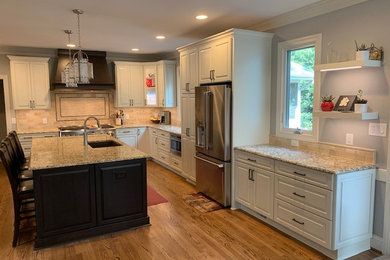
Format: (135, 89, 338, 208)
(276, 34, 321, 141)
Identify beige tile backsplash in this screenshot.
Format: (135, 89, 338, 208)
(16, 91, 181, 132)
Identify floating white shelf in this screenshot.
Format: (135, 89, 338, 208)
(314, 59, 382, 72)
(313, 111, 379, 120)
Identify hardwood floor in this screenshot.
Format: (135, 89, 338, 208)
(0, 161, 381, 259)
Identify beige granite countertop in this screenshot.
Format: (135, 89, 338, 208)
(18, 124, 182, 135)
(30, 135, 147, 170)
(235, 145, 376, 174)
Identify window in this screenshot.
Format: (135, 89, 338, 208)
(276, 34, 321, 141)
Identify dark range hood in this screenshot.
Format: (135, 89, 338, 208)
(52, 49, 115, 90)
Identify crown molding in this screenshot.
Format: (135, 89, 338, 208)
(247, 0, 369, 31)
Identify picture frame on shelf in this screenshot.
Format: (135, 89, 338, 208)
(333, 95, 357, 112)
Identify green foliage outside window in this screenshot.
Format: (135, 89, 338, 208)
(290, 47, 315, 131)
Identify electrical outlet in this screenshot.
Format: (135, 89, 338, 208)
(369, 123, 387, 137)
(42, 118, 48, 124)
(291, 139, 299, 147)
(125, 114, 129, 119)
(346, 133, 354, 145)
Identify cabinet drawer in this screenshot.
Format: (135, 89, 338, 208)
(170, 155, 182, 170)
(159, 131, 169, 139)
(274, 199, 331, 249)
(275, 161, 333, 190)
(19, 132, 58, 140)
(158, 138, 170, 152)
(236, 151, 274, 172)
(275, 174, 332, 220)
(150, 128, 158, 135)
(157, 150, 170, 165)
(116, 128, 137, 136)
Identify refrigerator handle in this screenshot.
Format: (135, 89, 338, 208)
(194, 155, 224, 168)
(204, 91, 210, 150)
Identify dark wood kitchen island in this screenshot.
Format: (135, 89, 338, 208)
(29, 135, 149, 249)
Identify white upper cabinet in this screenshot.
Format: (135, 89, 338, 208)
(114, 62, 145, 107)
(156, 60, 176, 107)
(115, 60, 176, 108)
(198, 36, 232, 84)
(8, 56, 50, 110)
(180, 48, 198, 94)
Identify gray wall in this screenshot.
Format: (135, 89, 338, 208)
(267, 0, 390, 239)
(268, 0, 390, 169)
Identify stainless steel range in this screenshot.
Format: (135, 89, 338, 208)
(58, 124, 116, 137)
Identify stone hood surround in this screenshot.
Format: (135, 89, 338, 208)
(235, 144, 376, 174)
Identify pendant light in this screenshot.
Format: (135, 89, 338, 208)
(61, 9, 93, 87)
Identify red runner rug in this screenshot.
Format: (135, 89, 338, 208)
(147, 186, 168, 206)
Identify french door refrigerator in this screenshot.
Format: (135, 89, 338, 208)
(195, 82, 231, 206)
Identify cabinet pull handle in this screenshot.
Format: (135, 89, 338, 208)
(248, 169, 251, 180)
(162, 98, 165, 106)
(29, 100, 32, 109)
(293, 171, 306, 177)
(115, 172, 127, 179)
(186, 128, 190, 136)
(212, 70, 215, 80)
(248, 169, 254, 181)
(247, 158, 256, 162)
(161, 156, 165, 159)
(251, 169, 255, 181)
(161, 143, 165, 146)
(293, 192, 306, 198)
(292, 218, 304, 225)
(185, 83, 190, 91)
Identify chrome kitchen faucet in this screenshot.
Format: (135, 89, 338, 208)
(83, 116, 101, 146)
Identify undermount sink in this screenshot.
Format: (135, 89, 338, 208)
(88, 140, 122, 148)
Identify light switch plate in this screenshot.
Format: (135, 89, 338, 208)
(11, 117, 16, 124)
(346, 133, 354, 145)
(125, 114, 129, 119)
(42, 118, 48, 124)
(369, 123, 387, 137)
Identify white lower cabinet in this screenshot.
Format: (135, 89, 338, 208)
(181, 136, 196, 182)
(235, 161, 274, 219)
(116, 127, 149, 154)
(234, 150, 376, 260)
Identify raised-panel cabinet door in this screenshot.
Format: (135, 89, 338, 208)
(118, 135, 138, 148)
(164, 64, 176, 107)
(212, 38, 232, 82)
(10, 61, 32, 109)
(115, 65, 131, 107)
(198, 44, 213, 84)
(188, 95, 196, 138)
(157, 64, 165, 106)
(181, 137, 191, 179)
(130, 65, 145, 107)
(235, 162, 253, 208)
(137, 128, 149, 155)
(180, 52, 189, 92)
(188, 138, 196, 182)
(181, 96, 188, 135)
(95, 159, 147, 225)
(188, 49, 198, 92)
(30, 62, 50, 109)
(253, 168, 274, 219)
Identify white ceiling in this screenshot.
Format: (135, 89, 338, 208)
(0, 0, 321, 54)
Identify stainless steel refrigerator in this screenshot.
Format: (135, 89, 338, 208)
(195, 82, 231, 206)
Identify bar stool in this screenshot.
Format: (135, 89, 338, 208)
(0, 145, 35, 247)
(2, 138, 33, 181)
(9, 131, 29, 168)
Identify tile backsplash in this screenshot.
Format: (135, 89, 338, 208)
(15, 91, 180, 132)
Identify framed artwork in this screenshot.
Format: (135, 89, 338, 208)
(333, 95, 357, 112)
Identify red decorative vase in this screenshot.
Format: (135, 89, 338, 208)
(321, 101, 334, 111)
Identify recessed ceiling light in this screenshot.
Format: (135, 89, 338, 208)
(131, 48, 140, 52)
(66, 43, 76, 48)
(156, 35, 166, 40)
(196, 14, 208, 20)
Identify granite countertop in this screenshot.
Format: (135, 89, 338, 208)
(19, 124, 182, 135)
(30, 135, 148, 170)
(235, 145, 376, 174)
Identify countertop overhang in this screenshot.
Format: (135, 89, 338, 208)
(235, 145, 377, 174)
(30, 135, 148, 170)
